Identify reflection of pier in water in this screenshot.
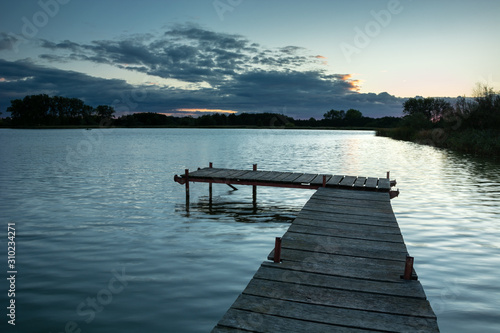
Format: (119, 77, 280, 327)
(174, 164, 439, 332)
(183, 195, 299, 224)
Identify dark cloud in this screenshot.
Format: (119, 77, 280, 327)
(1, 25, 405, 118)
(36, 25, 324, 87)
(0, 32, 19, 51)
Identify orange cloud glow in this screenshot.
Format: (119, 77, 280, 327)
(315, 55, 328, 65)
(175, 108, 237, 114)
(159, 108, 238, 117)
(339, 74, 361, 92)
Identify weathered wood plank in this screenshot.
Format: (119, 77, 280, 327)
(314, 186, 391, 200)
(256, 171, 287, 181)
(325, 174, 344, 186)
(294, 210, 400, 227)
(229, 294, 439, 332)
(243, 279, 436, 318)
(211, 325, 254, 333)
(309, 174, 332, 185)
(229, 170, 255, 179)
(214, 307, 371, 333)
(277, 241, 408, 263)
(310, 190, 393, 203)
(353, 177, 367, 188)
(378, 178, 391, 190)
(339, 175, 357, 187)
(279, 172, 304, 182)
(260, 255, 417, 286)
(301, 202, 398, 221)
(207, 169, 251, 179)
(238, 170, 273, 180)
(292, 215, 401, 232)
(287, 223, 405, 243)
(257, 262, 422, 294)
(290, 173, 318, 184)
(305, 196, 394, 213)
(365, 177, 379, 189)
(304, 200, 395, 220)
(281, 232, 409, 258)
(188, 167, 225, 177)
(270, 172, 296, 182)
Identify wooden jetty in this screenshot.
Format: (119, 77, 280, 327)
(173, 165, 439, 332)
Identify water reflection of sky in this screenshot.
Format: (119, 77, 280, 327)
(1, 128, 499, 332)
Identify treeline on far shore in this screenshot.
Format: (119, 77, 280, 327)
(376, 83, 500, 157)
(0, 94, 401, 129)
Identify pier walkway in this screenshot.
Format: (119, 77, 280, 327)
(174, 165, 439, 332)
(174, 166, 397, 193)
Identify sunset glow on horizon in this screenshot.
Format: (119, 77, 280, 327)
(174, 108, 237, 114)
(159, 108, 239, 117)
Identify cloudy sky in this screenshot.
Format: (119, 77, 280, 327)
(1, 0, 499, 119)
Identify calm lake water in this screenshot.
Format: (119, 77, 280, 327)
(1, 128, 499, 333)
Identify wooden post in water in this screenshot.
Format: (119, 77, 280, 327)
(273, 237, 282, 263)
(403, 255, 414, 280)
(185, 169, 190, 212)
(252, 164, 257, 211)
(209, 162, 213, 212)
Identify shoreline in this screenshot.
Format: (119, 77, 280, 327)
(376, 127, 500, 159)
(0, 125, 378, 131)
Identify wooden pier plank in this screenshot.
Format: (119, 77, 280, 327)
(353, 176, 367, 188)
(213, 307, 371, 333)
(257, 171, 289, 182)
(365, 177, 379, 189)
(223, 294, 440, 333)
(269, 172, 296, 182)
(378, 178, 391, 190)
(301, 202, 398, 221)
(315, 186, 391, 201)
(229, 170, 255, 179)
(292, 215, 401, 232)
(306, 196, 395, 213)
(296, 210, 399, 230)
(325, 174, 344, 186)
(286, 223, 405, 243)
(280, 233, 408, 261)
(339, 175, 357, 187)
(239, 170, 273, 180)
(309, 174, 332, 185)
(279, 172, 304, 183)
(242, 278, 436, 318)
(188, 167, 225, 177)
(290, 173, 318, 184)
(206, 169, 251, 179)
(256, 262, 425, 297)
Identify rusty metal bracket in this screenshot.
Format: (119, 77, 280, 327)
(273, 237, 282, 263)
